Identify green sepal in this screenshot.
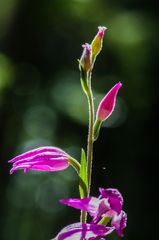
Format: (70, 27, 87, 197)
(81, 76, 89, 95)
(78, 61, 89, 95)
(79, 148, 88, 198)
(94, 119, 102, 141)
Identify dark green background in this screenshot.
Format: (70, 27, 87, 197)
(0, 0, 158, 239)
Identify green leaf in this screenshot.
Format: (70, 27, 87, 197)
(81, 77, 89, 95)
(79, 148, 88, 198)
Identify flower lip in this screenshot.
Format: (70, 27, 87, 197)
(111, 210, 127, 237)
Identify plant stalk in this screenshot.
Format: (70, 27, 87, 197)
(80, 75, 95, 223)
(87, 83, 95, 197)
(80, 210, 87, 223)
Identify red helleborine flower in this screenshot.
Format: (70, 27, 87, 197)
(9, 146, 71, 174)
(60, 188, 127, 238)
(53, 222, 114, 240)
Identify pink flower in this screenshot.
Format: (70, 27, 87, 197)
(53, 222, 114, 240)
(9, 146, 71, 174)
(96, 82, 122, 122)
(60, 187, 127, 237)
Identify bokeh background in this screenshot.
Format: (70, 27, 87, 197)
(0, 0, 158, 239)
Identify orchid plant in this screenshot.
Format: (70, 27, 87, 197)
(9, 26, 127, 240)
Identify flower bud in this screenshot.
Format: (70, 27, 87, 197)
(96, 82, 122, 122)
(91, 26, 107, 61)
(79, 43, 92, 72)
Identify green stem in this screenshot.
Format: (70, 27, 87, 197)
(80, 76, 95, 224)
(87, 80, 95, 196)
(80, 210, 87, 223)
(70, 157, 87, 223)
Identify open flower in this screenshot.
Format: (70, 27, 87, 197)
(9, 146, 71, 174)
(60, 187, 127, 237)
(53, 222, 114, 240)
(96, 82, 122, 122)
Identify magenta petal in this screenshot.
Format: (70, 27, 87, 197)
(60, 197, 111, 223)
(10, 159, 69, 174)
(96, 82, 122, 122)
(60, 197, 101, 217)
(9, 146, 67, 163)
(92, 198, 111, 223)
(99, 188, 123, 214)
(54, 222, 114, 240)
(9, 146, 70, 174)
(11, 154, 68, 167)
(111, 210, 127, 237)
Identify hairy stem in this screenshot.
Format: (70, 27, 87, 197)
(80, 76, 95, 223)
(87, 83, 95, 197)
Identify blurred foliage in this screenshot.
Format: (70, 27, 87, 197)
(0, 0, 158, 240)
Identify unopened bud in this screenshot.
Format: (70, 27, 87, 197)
(91, 26, 107, 62)
(79, 43, 92, 72)
(96, 82, 122, 122)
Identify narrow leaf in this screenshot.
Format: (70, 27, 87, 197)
(79, 148, 88, 198)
